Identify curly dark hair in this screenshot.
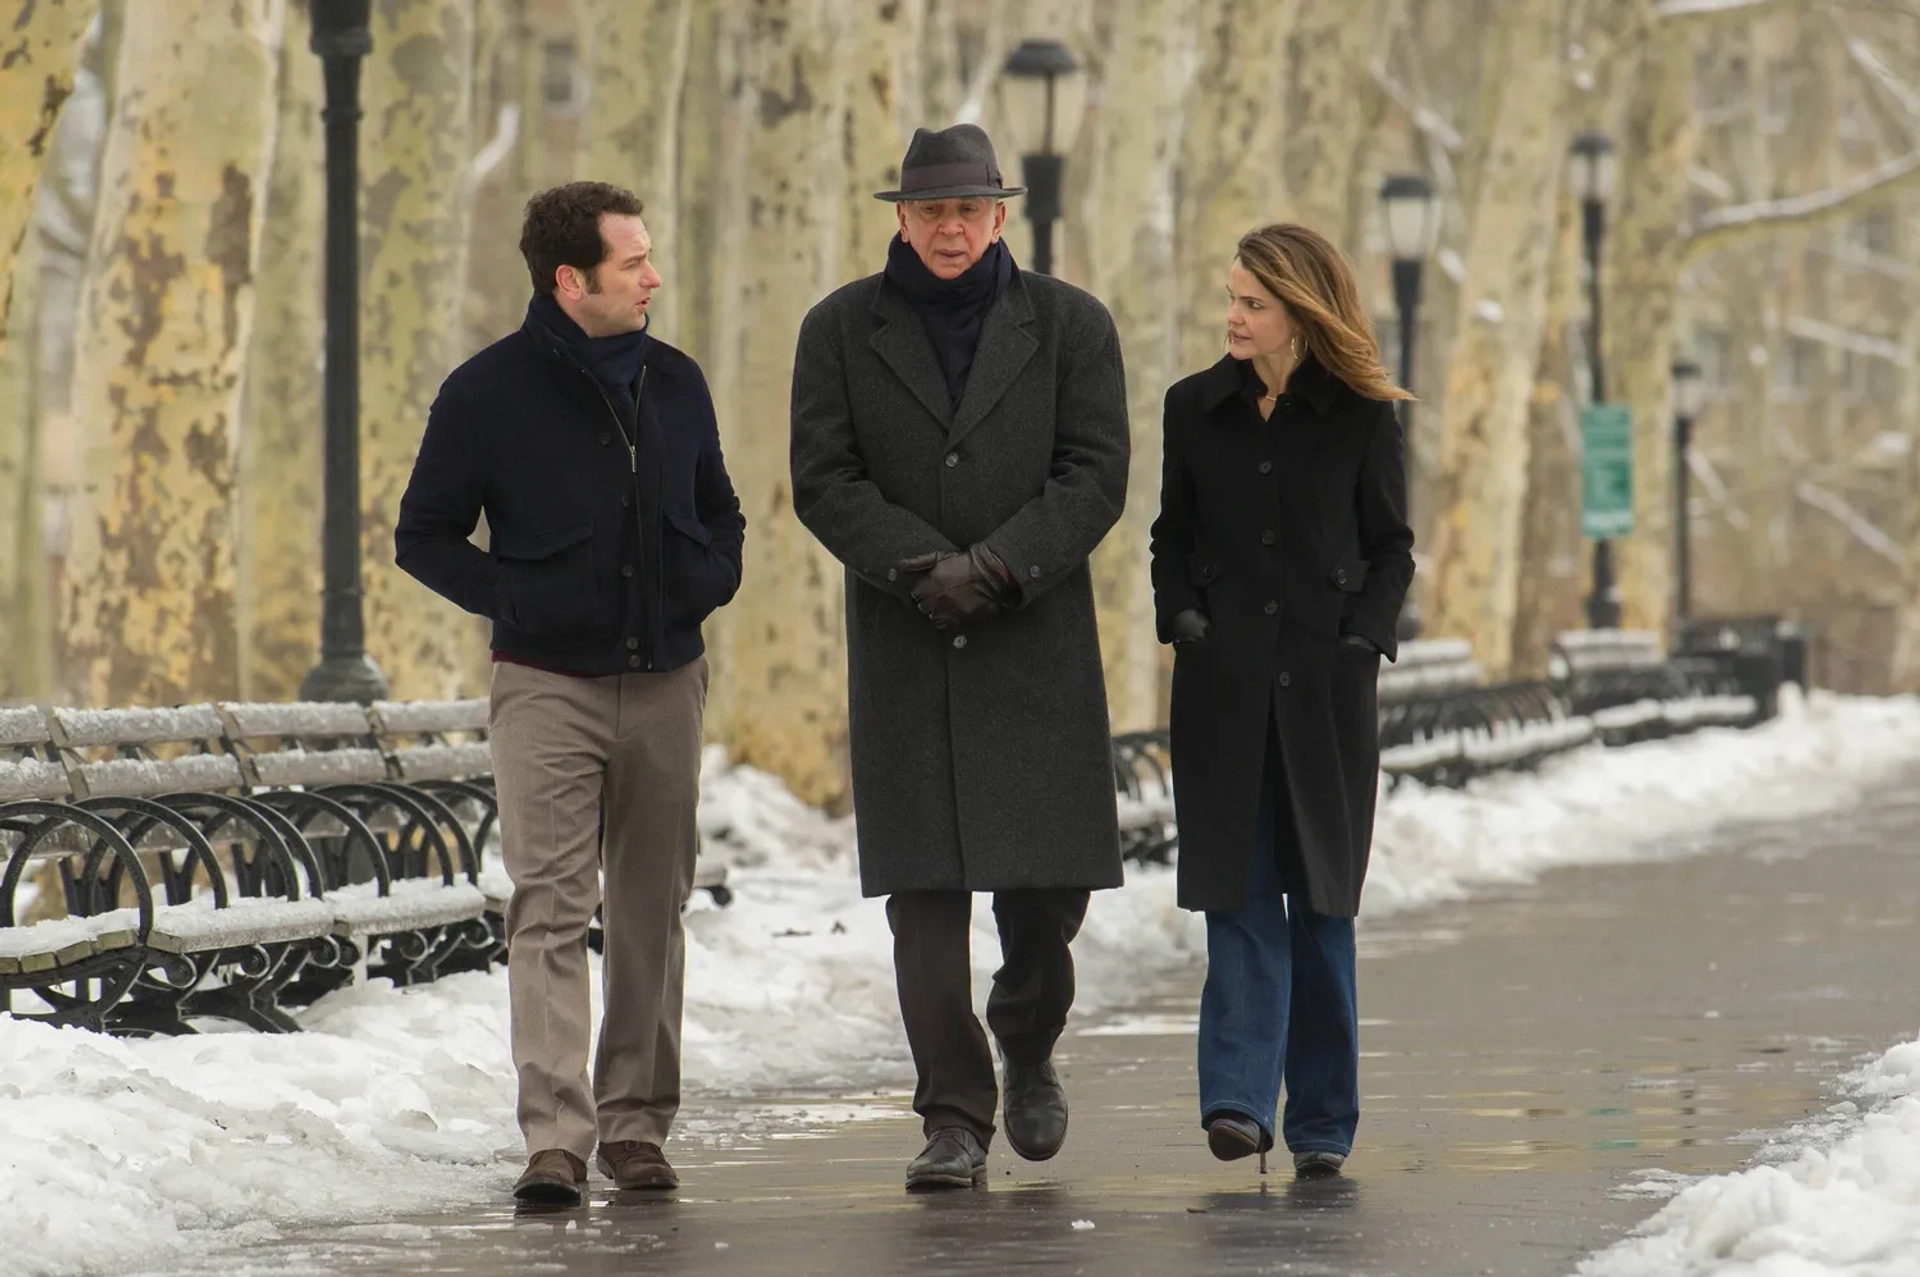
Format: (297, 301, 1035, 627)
(519, 182, 646, 296)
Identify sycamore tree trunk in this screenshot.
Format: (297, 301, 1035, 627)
(1174, 0, 1295, 377)
(1279, 0, 1381, 248)
(0, 0, 93, 694)
(704, 0, 853, 807)
(237, 0, 324, 701)
(1421, 0, 1567, 677)
(1509, 185, 1587, 677)
(575, 0, 690, 335)
(1607, 22, 1698, 638)
(1082, 0, 1192, 733)
(841, 0, 921, 285)
(0, 0, 92, 326)
(358, 0, 486, 701)
(60, 0, 284, 706)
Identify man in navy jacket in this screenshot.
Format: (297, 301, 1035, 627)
(396, 182, 743, 1205)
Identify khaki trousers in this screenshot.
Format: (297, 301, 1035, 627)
(489, 657, 707, 1160)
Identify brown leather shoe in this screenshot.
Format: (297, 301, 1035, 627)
(513, 1149, 586, 1205)
(597, 1140, 679, 1191)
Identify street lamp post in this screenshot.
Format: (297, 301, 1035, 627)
(1571, 131, 1621, 630)
(1671, 358, 1705, 626)
(300, 0, 388, 703)
(1378, 173, 1440, 641)
(1001, 39, 1080, 277)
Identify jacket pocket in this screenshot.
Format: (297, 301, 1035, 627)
(1330, 559, 1368, 593)
(495, 521, 603, 637)
(662, 509, 727, 621)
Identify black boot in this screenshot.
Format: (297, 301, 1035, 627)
(906, 1127, 988, 1191)
(1002, 1058, 1069, 1161)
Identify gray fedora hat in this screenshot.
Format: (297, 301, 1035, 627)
(873, 123, 1026, 202)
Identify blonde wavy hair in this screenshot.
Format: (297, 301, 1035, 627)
(1235, 223, 1411, 403)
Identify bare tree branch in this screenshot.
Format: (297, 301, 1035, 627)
(1796, 480, 1908, 567)
(1682, 147, 1920, 260)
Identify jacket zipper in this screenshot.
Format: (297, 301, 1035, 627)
(577, 360, 654, 672)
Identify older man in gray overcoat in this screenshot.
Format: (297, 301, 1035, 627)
(791, 123, 1130, 1191)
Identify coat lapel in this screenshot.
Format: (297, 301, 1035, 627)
(868, 282, 953, 429)
(948, 276, 1037, 446)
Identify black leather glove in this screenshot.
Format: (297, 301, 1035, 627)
(1170, 608, 1211, 644)
(900, 544, 1016, 631)
(1341, 633, 1381, 654)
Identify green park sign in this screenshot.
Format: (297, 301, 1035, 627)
(1581, 403, 1634, 539)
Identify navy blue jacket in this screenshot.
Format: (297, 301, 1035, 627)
(395, 313, 744, 676)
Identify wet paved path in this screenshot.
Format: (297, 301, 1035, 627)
(158, 775, 1920, 1276)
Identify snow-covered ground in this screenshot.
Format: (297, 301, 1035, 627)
(2, 690, 1919, 1276)
(1577, 1034, 1920, 1277)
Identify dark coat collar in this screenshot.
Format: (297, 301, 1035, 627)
(521, 305, 686, 378)
(1195, 352, 1339, 417)
(869, 267, 1037, 445)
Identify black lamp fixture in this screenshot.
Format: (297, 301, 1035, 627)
(1570, 130, 1621, 631)
(1377, 173, 1440, 642)
(300, 0, 388, 703)
(1001, 38, 1081, 277)
(1671, 357, 1705, 625)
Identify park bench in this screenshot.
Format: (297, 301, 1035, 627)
(1674, 615, 1803, 723)
(1378, 640, 1593, 786)
(1550, 630, 1758, 745)
(218, 701, 492, 995)
(44, 704, 333, 1034)
(1112, 731, 1177, 865)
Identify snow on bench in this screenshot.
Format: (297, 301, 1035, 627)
(0, 706, 54, 748)
(1662, 694, 1758, 728)
(323, 878, 488, 936)
(0, 912, 141, 976)
(0, 756, 69, 803)
(0, 894, 336, 974)
(217, 702, 391, 788)
(386, 742, 492, 783)
(369, 699, 488, 737)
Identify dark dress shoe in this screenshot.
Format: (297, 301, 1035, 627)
(1002, 1058, 1069, 1161)
(513, 1149, 587, 1205)
(905, 1127, 988, 1191)
(597, 1140, 679, 1190)
(1205, 1114, 1264, 1162)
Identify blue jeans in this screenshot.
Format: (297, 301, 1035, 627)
(1196, 741, 1360, 1157)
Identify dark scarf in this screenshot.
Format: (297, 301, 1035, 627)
(528, 293, 651, 403)
(883, 236, 1014, 404)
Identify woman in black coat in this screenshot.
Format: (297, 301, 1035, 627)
(1150, 223, 1414, 1179)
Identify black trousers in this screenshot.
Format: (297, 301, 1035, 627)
(886, 889, 1090, 1146)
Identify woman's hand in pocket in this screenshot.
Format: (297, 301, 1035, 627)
(1170, 608, 1211, 645)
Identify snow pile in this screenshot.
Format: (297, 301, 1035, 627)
(1, 690, 1919, 1275)
(1577, 1036, 1920, 1277)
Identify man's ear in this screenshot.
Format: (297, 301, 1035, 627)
(990, 200, 1008, 243)
(895, 203, 910, 241)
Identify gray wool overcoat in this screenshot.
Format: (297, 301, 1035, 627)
(790, 266, 1130, 898)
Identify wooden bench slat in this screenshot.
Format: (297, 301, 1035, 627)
(50, 704, 224, 747)
(0, 707, 51, 747)
(220, 701, 373, 739)
(146, 898, 335, 952)
(390, 743, 492, 782)
(369, 699, 488, 736)
(250, 747, 390, 788)
(0, 757, 70, 802)
(71, 753, 244, 798)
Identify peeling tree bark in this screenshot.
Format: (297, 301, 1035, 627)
(238, 1, 324, 701)
(1280, 0, 1381, 248)
(1174, 0, 1295, 377)
(840, 0, 920, 285)
(704, 0, 853, 807)
(575, 0, 690, 336)
(358, 0, 487, 701)
(0, 0, 93, 330)
(1082, 0, 1191, 732)
(1421, 0, 1567, 677)
(1509, 185, 1587, 677)
(60, 0, 285, 706)
(1609, 22, 1699, 637)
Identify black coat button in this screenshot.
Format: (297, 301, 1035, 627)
(625, 637, 639, 650)
(887, 568, 898, 581)
(1258, 460, 1273, 475)
(1028, 565, 1041, 579)
(1278, 672, 1292, 687)
(1335, 568, 1348, 585)
(952, 634, 968, 649)
(621, 493, 631, 507)
(945, 453, 959, 468)
(621, 564, 635, 578)
(627, 654, 642, 669)
(1263, 600, 1278, 616)
(1261, 530, 1276, 546)
(599, 432, 611, 446)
